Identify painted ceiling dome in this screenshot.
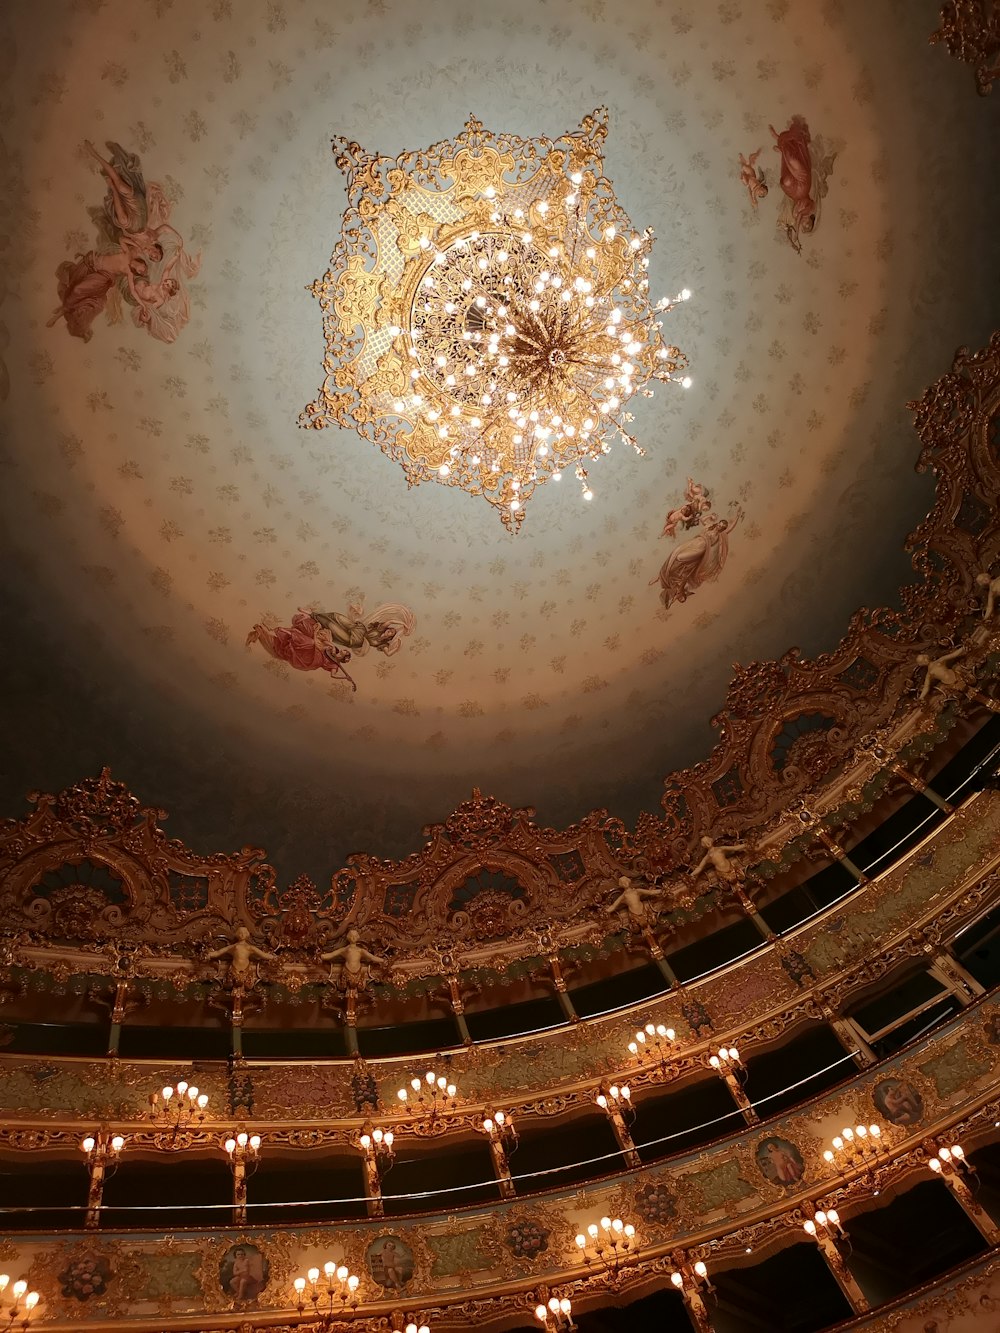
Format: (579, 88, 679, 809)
(0, 0, 998, 879)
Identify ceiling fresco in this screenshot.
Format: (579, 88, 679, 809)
(0, 0, 998, 878)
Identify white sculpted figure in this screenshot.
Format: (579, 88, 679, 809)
(321, 928, 386, 989)
(917, 646, 970, 700)
(205, 926, 277, 985)
(976, 571, 1000, 621)
(606, 875, 663, 923)
(692, 835, 749, 884)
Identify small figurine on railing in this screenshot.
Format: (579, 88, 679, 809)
(976, 570, 1000, 620)
(691, 836, 751, 886)
(321, 928, 386, 990)
(916, 645, 1000, 712)
(205, 926, 278, 987)
(605, 874, 664, 924)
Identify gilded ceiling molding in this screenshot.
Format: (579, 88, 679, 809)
(930, 0, 1000, 94)
(0, 339, 995, 968)
(1, 790, 999, 1126)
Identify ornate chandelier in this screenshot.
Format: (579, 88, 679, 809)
(300, 109, 691, 530)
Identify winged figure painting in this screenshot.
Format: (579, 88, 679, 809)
(246, 600, 416, 692)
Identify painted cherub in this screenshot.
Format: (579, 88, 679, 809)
(691, 835, 750, 884)
(606, 875, 664, 924)
(738, 148, 768, 211)
(205, 926, 278, 986)
(976, 571, 1000, 621)
(662, 477, 712, 539)
(321, 928, 386, 990)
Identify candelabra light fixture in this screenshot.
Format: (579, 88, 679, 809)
(0, 1278, 40, 1331)
(292, 1263, 361, 1319)
(148, 1081, 208, 1136)
(397, 1070, 458, 1117)
(575, 1216, 637, 1271)
(534, 1294, 576, 1331)
(300, 108, 691, 530)
(391, 1319, 430, 1333)
(628, 1022, 676, 1058)
(824, 1123, 883, 1176)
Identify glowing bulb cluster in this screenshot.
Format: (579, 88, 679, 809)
(303, 110, 692, 531)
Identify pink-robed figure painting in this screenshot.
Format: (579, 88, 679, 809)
(650, 507, 742, 611)
(48, 140, 200, 343)
(246, 601, 416, 692)
(769, 116, 837, 254)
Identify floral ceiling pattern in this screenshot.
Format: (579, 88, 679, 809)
(0, 0, 998, 877)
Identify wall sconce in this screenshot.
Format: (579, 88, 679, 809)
(534, 1294, 576, 1330)
(708, 1046, 745, 1078)
(292, 1263, 361, 1319)
(0, 1278, 40, 1332)
(481, 1110, 518, 1153)
(391, 1320, 430, 1333)
(594, 1085, 640, 1168)
(670, 1259, 712, 1293)
(224, 1131, 262, 1226)
(928, 1142, 971, 1179)
(80, 1130, 126, 1230)
(803, 1208, 846, 1241)
(707, 1046, 758, 1124)
(668, 1255, 714, 1333)
(480, 1110, 519, 1200)
(574, 1217, 637, 1271)
(356, 1125, 396, 1217)
(595, 1084, 633, 1118)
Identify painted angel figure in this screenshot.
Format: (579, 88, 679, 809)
(247, 600, 415, 691)
(738, 148, 768, 211)
(770, 116, 836, 254)
(50, 140, 200, 344)
(246, 610, 359, 690)
(650, 507, 742, 610)
(310, 599, 416, 657)
(661, 477, 712, 539)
